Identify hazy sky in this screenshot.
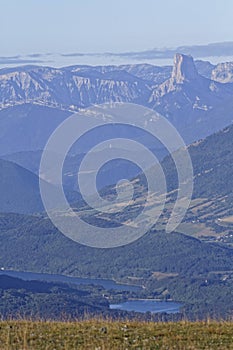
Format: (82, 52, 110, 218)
(1, 0, 233, 56)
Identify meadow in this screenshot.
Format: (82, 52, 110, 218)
(0, 319, 232, 349)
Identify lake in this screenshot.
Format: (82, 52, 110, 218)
(110, 299, 181, 314)
(0, 270, 181, 314)
(0, 269, 140, 292)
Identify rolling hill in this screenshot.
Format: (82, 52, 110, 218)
(0, 103, 70, 155)
(0, 158, 61, 214)
(0, 275, 109, 319)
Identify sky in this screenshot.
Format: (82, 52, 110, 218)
(1, 0, 233, 66)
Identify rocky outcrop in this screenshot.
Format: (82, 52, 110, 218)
(211, 62, 233, 83)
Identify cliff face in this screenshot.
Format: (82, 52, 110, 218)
(172, 53, 199, 83)
(0, 66, 151, 110)
(211, 62, 233, 83)
(1, 56, 233, 146)
(148, 53, 233, 142)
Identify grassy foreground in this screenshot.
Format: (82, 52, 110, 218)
(0, 320, 232, 349)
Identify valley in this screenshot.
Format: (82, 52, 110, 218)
(0, 54, 233, 321)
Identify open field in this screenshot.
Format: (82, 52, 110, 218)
(218, 216, 233, 224)
(0, 320, 232, 350)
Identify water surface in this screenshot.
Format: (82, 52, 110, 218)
(110, 299, 181, 314)
(0, 269, 141, 292)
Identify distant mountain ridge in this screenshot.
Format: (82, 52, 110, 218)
(149, 54, 233, 142)
(0, 65, 151, 110)
(0, 56, 233, 111)
(1, 55, 233, 202)
(1, 54, 233, 147)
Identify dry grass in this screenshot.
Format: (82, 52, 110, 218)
(218, 216, 233, 224)
(0, 319, 232, 349)
(152, 271, 179, 280)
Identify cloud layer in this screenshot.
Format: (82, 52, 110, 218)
(1, 42, 233, 68)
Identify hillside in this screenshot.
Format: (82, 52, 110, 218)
(1, 115, 233, 318)
(1, 213, 231, 277)
(0, 159, 47, 213)
(0, 103, 70, 155)
(0, 320, 232, 350)
(0, 212, 232, 319)
(0, 158, 78, 214)
(155, 122, 233, 242)
(0, 275, 109, 319)
(93, 120, 233, 245)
